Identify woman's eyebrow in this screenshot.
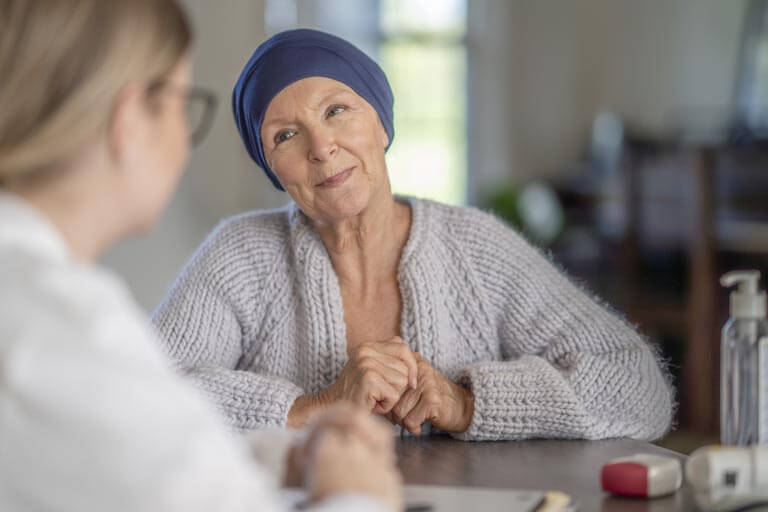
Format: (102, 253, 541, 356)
(263, 88, 355, 129)
(263, 116, 293, 129)
(312, 88, 355, 108)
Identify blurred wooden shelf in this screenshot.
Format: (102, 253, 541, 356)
(625, 300, 688, 335)
(716, 219, 768, 253)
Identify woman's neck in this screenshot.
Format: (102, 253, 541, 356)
(6, 166, 122, 263)
(313, 191, 411, 292)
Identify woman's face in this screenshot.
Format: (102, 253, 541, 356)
(261, 77, 390, 223)
(123, 56, 192, 234)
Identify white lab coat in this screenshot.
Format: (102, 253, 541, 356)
(0, 191, 385, 512)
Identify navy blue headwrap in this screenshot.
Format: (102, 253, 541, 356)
(232, 29, 395, 191)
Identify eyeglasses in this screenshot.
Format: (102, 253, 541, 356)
(147, 81, 218, 147)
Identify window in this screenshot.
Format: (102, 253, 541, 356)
(736, 0, 768, 133)
(379, 0, 468, 205)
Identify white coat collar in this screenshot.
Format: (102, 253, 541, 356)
(0, 190, 70, 263)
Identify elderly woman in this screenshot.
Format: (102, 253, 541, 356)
(153, 29, 674, 441)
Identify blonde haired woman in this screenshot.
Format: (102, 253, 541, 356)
(0, 1, 400, 511)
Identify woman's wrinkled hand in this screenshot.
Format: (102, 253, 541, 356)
(300, 403, 403, 510)
(287, 337, 418, 428)
(323, 336, 418, 415)
(388, 354, 474, 435)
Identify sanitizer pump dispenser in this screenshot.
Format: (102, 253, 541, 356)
(720, 270, 768, 446)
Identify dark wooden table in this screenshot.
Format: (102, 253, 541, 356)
(396, 436, 698, 511)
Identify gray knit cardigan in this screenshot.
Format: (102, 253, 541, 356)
(152, 197, 674, 441)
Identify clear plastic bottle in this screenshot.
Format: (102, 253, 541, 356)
(720, 271, 768, 446)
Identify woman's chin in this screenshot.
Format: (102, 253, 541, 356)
(122, 197, 170, 238)
(317, 186, 371, 221)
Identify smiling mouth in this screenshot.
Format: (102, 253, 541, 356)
(317, 167, 355, 188)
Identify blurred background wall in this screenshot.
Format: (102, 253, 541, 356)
(469, 0, 746, 194)
(102, 0, 284, 310)
(101, 0, 768, 449)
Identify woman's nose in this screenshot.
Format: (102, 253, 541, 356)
(306, 126, 337, 162)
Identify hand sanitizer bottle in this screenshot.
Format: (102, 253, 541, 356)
(720, 271, 768, 446)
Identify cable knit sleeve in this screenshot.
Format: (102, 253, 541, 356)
(152, 215, 304, 430)
(453, 209, 675, 442)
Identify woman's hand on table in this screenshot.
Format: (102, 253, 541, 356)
(389, 354, 474, 435)
(287, 337, 418, 427)
(294, 403, 403, 510)
(284, 401, 392, 486)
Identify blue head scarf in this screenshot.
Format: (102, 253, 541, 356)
(232, 29, 395, 191)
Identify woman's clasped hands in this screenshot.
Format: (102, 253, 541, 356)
(319, 337, 475, 435)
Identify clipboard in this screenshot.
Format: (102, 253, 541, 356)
(281, 485, 575, 511)
(404, 485, 575, 512)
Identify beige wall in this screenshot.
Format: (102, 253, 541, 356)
(468, 0, 747, 199)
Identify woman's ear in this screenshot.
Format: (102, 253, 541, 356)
(378, 121, 389, 149)
(107, 84, 147, 170)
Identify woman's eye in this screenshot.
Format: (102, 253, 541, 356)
(327, 105, 346, 118)
(274, 130, 295, 145)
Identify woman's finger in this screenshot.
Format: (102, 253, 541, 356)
(378, 338, 418, 388)
(362, 351, 411, 383)
(401, 396, 428, 435)
(402, 388, 440, 435)
(357, 356, 410, 394)
(358, 369, 403, 414)
(391, 386, 421, 423)
(307, 403, 380, 448)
